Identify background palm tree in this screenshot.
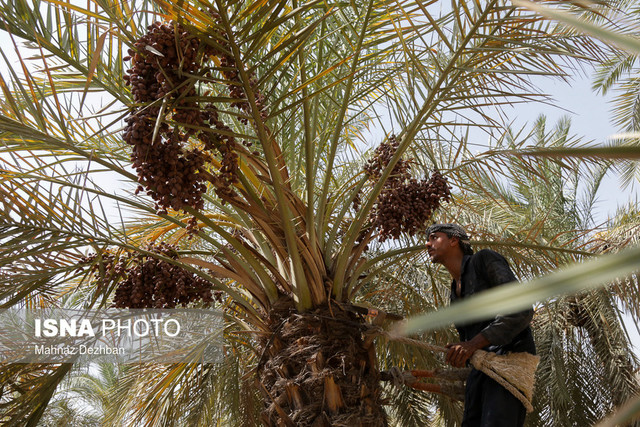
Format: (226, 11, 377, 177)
(39, 362, 121, 426)
(1, 0, 639, 426)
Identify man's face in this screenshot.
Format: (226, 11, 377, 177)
(426, 231, 458, 264)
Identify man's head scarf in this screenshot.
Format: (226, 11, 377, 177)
(427, 223, 473, 255)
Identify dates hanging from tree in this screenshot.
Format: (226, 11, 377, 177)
(360, 136, 451, 241)
(122, 19, 268, 225)
(82, 243, 219, 309)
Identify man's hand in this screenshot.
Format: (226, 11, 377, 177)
(445, 333, 490, 368)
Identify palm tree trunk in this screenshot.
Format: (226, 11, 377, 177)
(258, 297, 387, 426)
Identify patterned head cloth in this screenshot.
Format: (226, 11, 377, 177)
(426, 223, 473, 255)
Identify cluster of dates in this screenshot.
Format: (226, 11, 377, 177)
(81, 244, 219, 309)
(123, 18, 267, 230)
(360, 135, 451, 241)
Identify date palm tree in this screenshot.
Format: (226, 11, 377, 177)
(1, 0, 639, 425)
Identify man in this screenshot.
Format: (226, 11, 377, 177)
(425, 223, 536, 427)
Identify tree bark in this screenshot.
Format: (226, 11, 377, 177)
(258, 297, 388, 426)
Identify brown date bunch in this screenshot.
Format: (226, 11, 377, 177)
(371, 170, 451, 240)
(362, 136, 451, 241)
(123, 21, 212, 215)
(109, 243, 219, 309)
(123, 18, 269, 220)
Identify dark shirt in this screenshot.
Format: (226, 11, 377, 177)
(451, 249, 535, 355)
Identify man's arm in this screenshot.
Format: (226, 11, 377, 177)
(478, 250, 533, 346)
(445, 333, 489, 368)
